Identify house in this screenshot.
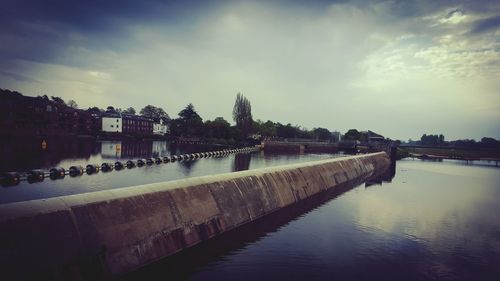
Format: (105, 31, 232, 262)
(366, 130, 385, 143)
(122, 114, 153, 135)
(0, 89, 99, 136)
(152, 119, 168, 135)
(101, 112, 122, 133)
(359, 130, 385, 144)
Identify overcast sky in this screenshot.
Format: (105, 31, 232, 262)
(1, 0, 499, 140)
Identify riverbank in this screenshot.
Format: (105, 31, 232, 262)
(399, 146, 500, 160)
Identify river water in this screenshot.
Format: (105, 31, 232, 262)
(123, 158, 500, 281)
(1, 138, 499, 280)
(0, 138, 340, 203)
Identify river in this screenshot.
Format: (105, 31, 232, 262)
(0, 138, 341, 203)
(1, 138, 499, 280)
(123, 158, 500, 281)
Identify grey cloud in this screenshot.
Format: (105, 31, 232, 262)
(470, 16, 500, 34)
(0, 71, 39, 83)
(446, 8, 465, 18)
(0, 0, 499, 140)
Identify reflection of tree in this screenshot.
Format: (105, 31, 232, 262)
(0, 136, 99, 172)
(179, 160, 199, 176)
(233, 153, 251, 172)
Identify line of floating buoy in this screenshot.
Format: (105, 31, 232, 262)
(0, 146, 261, 186)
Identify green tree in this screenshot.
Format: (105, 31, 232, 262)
(87, 107, 103, 114)
(140, 105, 170, 121)
(51, 96, 65, 105)
(276, 123, 301, 138)
(420, 134, 445, 146)
(123, 107, 136, 115)
(176, 103, 203, 137)
(232, 93, 253, 138)
(67, 99, 78, 109)
(313, 127, 332, 140)
(205, 117, 231, 139)
(253, 119, 277, 137)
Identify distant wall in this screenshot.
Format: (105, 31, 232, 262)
(263, 141, 339, 153)
(0, 152, 390, 280)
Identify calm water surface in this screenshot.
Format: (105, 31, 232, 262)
(124, 158, 500, 281)
(0, 138, 340, 203)
(2, 138, 499, 280)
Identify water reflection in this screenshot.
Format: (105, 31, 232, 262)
(178, 159, 199, 176)
(122, 176, 369, 281)
(233, 153, 251, 172)
(365, 161, 396, 187)
(120, 159, 500, 281)
(0, 137, 230, 173)
(0, 138, 338, 203)
(100, 141, 168, 159)
(0, 136, 99, 172)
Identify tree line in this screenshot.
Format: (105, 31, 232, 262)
(405, 134, 500, 149)
(88, 93, 335, 143)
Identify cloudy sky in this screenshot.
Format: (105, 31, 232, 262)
(0, 0, 499, 140)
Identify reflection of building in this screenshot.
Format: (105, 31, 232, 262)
(103, 141, 157, 159)
(101, 141, 122, 158)
(152, 141, 168, 157)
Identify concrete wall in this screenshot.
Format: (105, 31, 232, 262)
(0, 152, 390, 280)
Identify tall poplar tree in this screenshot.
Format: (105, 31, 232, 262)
(232, 93, 253, 138)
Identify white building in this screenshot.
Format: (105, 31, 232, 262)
(153, 119, 168, 135)
(102, 114, 122, 133)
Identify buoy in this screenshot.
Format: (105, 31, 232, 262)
(49, 167, 65, 180)
(155, 158, 162, 164)
(170, 156, 177, 162)
(2, 172, 21, 186)
(101, 163, 114, 172)
(27, 169, 44, 183)
(137, 159, 146, 167)
(114, 161, 124, 170)
(163, 156, 170, 163)
(69, 166, 84, 177)
(146, 158, 154, 165)
(126, 160, 136, 168)
(86, 164, 100, 175)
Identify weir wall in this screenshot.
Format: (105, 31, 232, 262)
(0, 152, 390, 280)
